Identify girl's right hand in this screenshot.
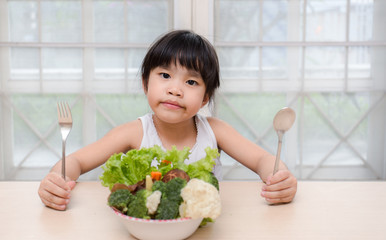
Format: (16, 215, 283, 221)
(38, 172, 76, 211)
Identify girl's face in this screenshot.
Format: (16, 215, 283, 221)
(144, 63, 209, 124)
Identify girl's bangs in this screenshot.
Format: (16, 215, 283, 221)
(156, 48, 202, 75)
(173, 50, 203, 73)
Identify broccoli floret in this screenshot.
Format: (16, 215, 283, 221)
(155, 178, 187, 219)
(163, 177, 187, 202)
(126, 189, 152, 219)
(152, 180, 166, 193)
(108, 189, 133, 213)
(209, 172, 219, 191)
(156, 200, 180, 219)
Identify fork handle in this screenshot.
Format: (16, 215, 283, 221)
(62, 140, 66, 180)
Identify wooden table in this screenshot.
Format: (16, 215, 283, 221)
(0, 181, 385, 240)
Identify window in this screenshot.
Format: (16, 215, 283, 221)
(0, 0, 385, 181)
(0, 0, 172, 180)
(214, 0, 386, 180)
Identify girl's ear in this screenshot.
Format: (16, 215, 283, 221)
(201, 94, 210, 107)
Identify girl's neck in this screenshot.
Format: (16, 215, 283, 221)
(152, 115, 197, 150)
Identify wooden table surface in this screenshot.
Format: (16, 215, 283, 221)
(0, 181, 385, 240)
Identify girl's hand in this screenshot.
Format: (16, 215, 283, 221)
(38, 172, 76, 210)
(261, 170, 297, 204)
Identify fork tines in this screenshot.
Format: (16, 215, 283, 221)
(57, 102, 72, 123)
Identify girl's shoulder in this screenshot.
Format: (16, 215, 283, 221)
(205, 116, 241, 140)
(112, 118, 142, 133)
(206, 116, 227, 126)
(106, 119, 143, 149)
(206, 116, 233, 132)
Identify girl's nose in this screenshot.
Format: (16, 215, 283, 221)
(167, 86, 183, 97)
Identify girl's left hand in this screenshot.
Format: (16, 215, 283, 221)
(261, 170, 297, 204)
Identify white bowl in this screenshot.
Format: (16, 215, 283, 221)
(111, 208, 203, 240)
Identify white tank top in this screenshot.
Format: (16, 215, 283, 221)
(139, 113, 222, 179)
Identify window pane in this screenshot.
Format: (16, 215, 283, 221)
(127, 48, 147, 79)
(41, 1, 82, 42)
(8, 1, 39, 42)
(215, 0, 260, 41)
(263, 0, 288, 42)
(95, 48, 125, 80)
(216, 93, 287, 169)
(10, 48, 40, 80)
(217, 47, 259, 79)
(12, 94, 82, 167)
(304, 0, 347, 41)
(93, 48, 147, 81)
(304, 47, 345, 79)
(95, 94, 149, 139)
(349, 0, 373, 41)
(94, 1, 125, 42)
(42, 48, 82, 80)
(127, 0, 170, 43)
(217, 93, 286, 141)
(302, 93, 369, 166)
(348, 46, 370, 79)
(262, 47, 287, 79)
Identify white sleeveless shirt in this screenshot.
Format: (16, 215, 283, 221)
(139, 113, 222, 179)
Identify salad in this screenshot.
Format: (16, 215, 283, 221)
(100, 145, 222, 225)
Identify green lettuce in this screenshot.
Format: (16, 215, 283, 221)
(157, 146, 191, 175)
(100, 145, 219, 190)
(100, 146, 164, 189)
(186, 147, 220, 187)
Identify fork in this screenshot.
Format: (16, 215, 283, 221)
(57, 102, 73, 180)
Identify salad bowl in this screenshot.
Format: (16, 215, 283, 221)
(111, 208, 203, 240)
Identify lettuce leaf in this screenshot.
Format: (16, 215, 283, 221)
(157, 146, 191, 175)
(100, 146, 164, 189)
(186, 147, 220, 182)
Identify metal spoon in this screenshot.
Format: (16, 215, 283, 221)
(273, 107, 296, 175)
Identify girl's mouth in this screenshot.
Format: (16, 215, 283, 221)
(161, 101, 183, 110)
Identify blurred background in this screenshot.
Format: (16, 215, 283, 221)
(0, 0, 385, 181)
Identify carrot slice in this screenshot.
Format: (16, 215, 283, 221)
(151, 171, 162, 181)
(162, 160, 171, 165)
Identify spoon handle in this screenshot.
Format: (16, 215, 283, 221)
(273, 136, 283, 175)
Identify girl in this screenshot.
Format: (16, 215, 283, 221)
(38, 30, 297, 210)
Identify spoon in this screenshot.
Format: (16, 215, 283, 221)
(272, 107, 296, 175)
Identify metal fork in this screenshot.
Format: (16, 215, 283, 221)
(57, 102, 73, 180)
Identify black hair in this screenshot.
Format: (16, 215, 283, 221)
(141, 30, 220, 100)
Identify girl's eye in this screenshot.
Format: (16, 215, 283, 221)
(161, 73, 170, 79)
(186, 80, 198, 86)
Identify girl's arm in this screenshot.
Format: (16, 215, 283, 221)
(208, 117, 297, 204)
(38, 119, 143, 210)
(54, 119, 143, 180)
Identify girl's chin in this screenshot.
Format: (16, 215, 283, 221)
(153, 112, 194, 124)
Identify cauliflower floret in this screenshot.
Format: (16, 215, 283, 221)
(179, 178, 221, 219)
(146, 190, 162, 215)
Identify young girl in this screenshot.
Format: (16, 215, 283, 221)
(38, 30, 297, 210)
